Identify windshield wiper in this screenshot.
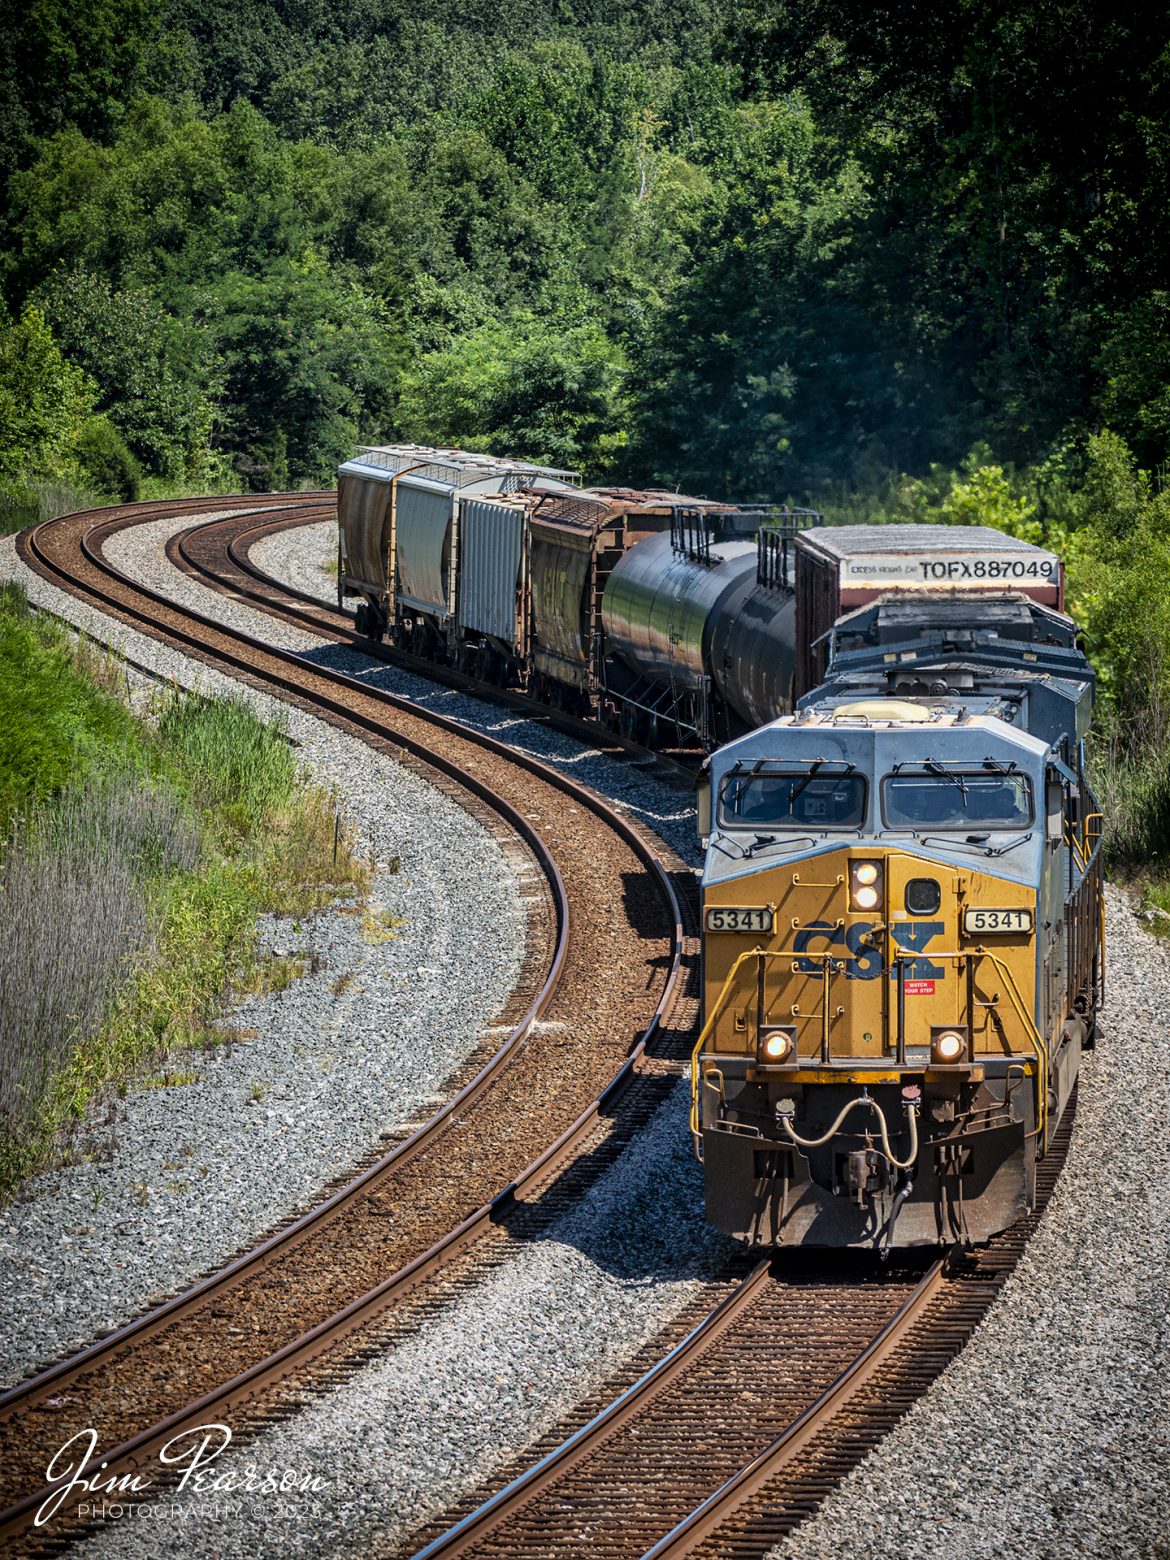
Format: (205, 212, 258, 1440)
(787, 759, 825, 805)
(923, 759, 969, 800)
(985, 832, 1031, 857)
(915, 830, 1030, 858)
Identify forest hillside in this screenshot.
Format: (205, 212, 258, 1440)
(2, 1, 1168, 867)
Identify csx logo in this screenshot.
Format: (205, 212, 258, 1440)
(793, 921, 945, 981)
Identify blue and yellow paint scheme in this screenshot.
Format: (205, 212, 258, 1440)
(693, 693, 1103, 1249)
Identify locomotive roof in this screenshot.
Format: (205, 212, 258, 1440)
(799, 523, 1051, 559)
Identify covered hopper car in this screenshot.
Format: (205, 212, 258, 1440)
(336, 444, 818, 747)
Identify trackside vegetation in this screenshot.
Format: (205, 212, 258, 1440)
(0, 585, 367, 1198)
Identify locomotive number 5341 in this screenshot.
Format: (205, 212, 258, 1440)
(705, 906, 774, 934)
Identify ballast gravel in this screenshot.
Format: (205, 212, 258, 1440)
(77, 1081, 736, 1560)
(0, 529, 525, 1387)
(766, 883, 1170, 1560)
(10, 514, 1169, 1558)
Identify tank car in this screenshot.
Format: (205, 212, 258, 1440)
(692, 525, 1103, 1249)
(337, 446, 810, 741)
(600, 509, 815, 746)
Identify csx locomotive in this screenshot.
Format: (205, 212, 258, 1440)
(694, 528, 1103, 1249)
(336, 446, 1104, 1250)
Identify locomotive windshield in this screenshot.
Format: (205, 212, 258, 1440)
(719, 770, 867, 830)
(881, 770, 1032, 830)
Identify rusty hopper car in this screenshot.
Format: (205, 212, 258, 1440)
(338, 448, 806, 736)
(692, 523, 1102, 1250)
(336, 444, 578, 653)
(522, 486, 679, 711)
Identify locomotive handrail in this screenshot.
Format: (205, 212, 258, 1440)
(1065, 808, 1104, 872)
(690, 943, 1051, 1156)
(689, 946, 840, 1156)
(973, 949, 1051, 1144)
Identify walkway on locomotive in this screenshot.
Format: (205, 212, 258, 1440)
(698, 704, 1089, 1070)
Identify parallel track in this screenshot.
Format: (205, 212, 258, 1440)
(405, 1101, 1076, 1560)
(3, 496, 696, 1549)
(7, 499, 1077, 1558)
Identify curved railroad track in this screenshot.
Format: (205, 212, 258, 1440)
(5, 498, 1079, 1559)
(2, 496, 698, 1548)
(164, 503, 699, 782)
(402, 1101, 1075, 1560)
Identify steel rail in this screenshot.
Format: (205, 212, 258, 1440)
(642, 1260, 948, 1558)
(407, 1260, 943, 1560)
(166, 506, 697, 783)
(406, 1098, 1078, 1559)
(2, 498, 688, 1547)
(410, 1260, 774, 1560)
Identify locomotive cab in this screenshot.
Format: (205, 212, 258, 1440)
(694, 698, 1102, 1249)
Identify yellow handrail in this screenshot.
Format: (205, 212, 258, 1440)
(690, 945, 1051, 1156)
(688, 947, 840, 1156)
(976, 950, 1051, 1144)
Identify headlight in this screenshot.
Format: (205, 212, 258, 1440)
(930, 1026, 969, 1065)
(849, 860, 884, 912)
(757, 1026, 796, 1067)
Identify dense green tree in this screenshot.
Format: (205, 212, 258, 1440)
(74, 416, 143, 500)
(35, 269, 217, 480)
(3, 0, 1169, 511)
(208, 252, 402, 487)
(0, 0, 175, 221)
(0, 307, 96, 481)
(717, 1, 1170, 474)
(396, 316, 629, 474)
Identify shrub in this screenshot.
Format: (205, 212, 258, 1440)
(75, 414, 142, 501)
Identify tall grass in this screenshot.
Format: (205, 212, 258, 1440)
(0, 603, 368, 1197)
(158, 696, 296, 829)
(0, 586, 150, 827)
(0, 776, 199, 1183)
(1088, 660, 1170, 872)
(1091, 737, 1170, 870)
(0, 477, 106, 537)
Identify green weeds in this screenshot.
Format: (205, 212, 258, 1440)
(0, 598, 368, 1198)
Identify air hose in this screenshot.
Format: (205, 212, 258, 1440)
(778, 1092, 920, 1170)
